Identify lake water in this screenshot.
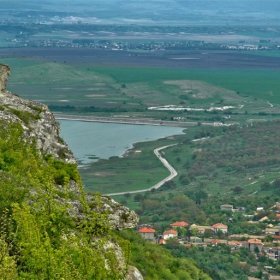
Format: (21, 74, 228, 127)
(58, 120, 185, 166)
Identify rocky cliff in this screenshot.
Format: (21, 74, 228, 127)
(0, 63, 141, 279)
(0, 63, 76, 163)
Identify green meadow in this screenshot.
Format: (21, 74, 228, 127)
(80, 137, 176, 194)
(92, 66, 280, 104)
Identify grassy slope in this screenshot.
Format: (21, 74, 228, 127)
(91, 66, 280, 105)
(3, 57, 280, 107)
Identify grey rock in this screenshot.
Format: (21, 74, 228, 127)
(125, 266, 144, 280)
(0, 68, 76, 163)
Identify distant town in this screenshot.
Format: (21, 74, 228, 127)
(4, 37, 280, 51)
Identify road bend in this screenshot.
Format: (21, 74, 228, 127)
(105, 144, 178, 196)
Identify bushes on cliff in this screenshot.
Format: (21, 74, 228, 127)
(0, 121, 130, 279)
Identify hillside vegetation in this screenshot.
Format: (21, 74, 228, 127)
(0, 121, 131, 279)
(164, 120, 280, 197)
(118, 229, 212, 280)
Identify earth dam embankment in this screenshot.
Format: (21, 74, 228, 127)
(54, 113, 196, 128)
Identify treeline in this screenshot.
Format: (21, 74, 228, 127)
(168, 244, 256, 280)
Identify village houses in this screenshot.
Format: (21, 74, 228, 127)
(211, 223, 228, 234)
(138, 227, 156, 242)
(162, 229, 178, 240)
(171, 221, 189, 228)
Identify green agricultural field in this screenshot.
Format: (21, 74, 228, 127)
(92, 66, 280, 104)
(3, 55, 280, 119)
(246, 50, 280, 58)
(3, 58, 141, 110)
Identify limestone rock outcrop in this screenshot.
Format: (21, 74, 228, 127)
(125, 266, 144, 280)
(88, 195, 139, 230)
(0, 63, 76, 163)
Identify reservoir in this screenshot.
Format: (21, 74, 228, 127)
(58, 120, 185, 166)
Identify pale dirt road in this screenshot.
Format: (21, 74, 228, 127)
(105, 144, 178, 196)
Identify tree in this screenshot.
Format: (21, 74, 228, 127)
(124, 193, 131, 198)
(191, 228, 198, 237)
(273, 178, 280, 188)
(165, 237, 180, 248)
(254, 246, 260, 255)
(216, 229, 224, 238)
(186, 190, 208, 204)
(120, 199, 127, 205)
(152, 214, 160, 223)
(161, 180, 176, 190)
(232, 186, 244, 194)
(134, 193, 143, 202)
(260, 181, 270, 190)
(264, 235, 273, 242)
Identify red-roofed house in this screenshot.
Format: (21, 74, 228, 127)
(212, 239, 221, 245)
(138, 227, 156, 241)
(227, 240, 242, 250)
(248, 238, 263, 252)
(227, 240, 241, 246)
(276, 214, 280, 220)
(212, 223, 228, 234)
(163, 230, 178, 240)
(158, 238, 166, 245)
(171, 221, 189, 228)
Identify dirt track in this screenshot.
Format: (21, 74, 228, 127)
(1, 48, 280, 70)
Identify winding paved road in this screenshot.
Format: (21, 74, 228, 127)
(105, 144, 178, 196)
